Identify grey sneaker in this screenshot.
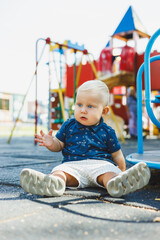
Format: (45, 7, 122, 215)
(20, 168, 65, 196)
(107, 162, 151, 197)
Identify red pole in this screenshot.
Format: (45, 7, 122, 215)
(35, 40, 38, 145)
(34, 38, 50, 145)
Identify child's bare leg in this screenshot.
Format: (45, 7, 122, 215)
(97, 172, 117, 188)
(51, 170, 79, 187)
(98, 162, 151, 198)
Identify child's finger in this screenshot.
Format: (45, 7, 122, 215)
(48, 129, 53, 136)
(39, 142, 46, 146)
(35, 138, 41, 142)
(35, 134, 40, 139)
(40, 130, 45, 136)
(39, 143, 43, 146)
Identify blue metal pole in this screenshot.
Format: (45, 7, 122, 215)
(144, 28, 160, 128)
(137, 55, 160, 153)
(137, 63, 144, 153)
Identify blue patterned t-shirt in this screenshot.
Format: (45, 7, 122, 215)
(55, 117, 121, 165)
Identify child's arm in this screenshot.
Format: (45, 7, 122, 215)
(35, 129, 64, 152)
(111, 149, 126, 171)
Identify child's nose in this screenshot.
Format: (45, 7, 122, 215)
(81, 106, 87, 113)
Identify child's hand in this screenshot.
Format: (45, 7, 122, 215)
(35, 129, 54, 147)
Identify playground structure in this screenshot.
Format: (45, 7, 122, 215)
(7, 6, 160, 144)
(46, 4, 160, 140)
(97, 6, 160, 136)
(126, 28, 160, 169)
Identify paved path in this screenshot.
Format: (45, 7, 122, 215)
(0, 137, 160, 240)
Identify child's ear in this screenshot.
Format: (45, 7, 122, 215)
(102, 106, 109, 116)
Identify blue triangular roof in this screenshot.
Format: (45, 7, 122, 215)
(112, 6, 150, 41)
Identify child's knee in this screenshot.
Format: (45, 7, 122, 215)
(51, 170, 66, 182)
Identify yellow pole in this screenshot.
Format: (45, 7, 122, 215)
(7, 97, 25, 144)
(76, 56, 83, 87)
(109, 106, 125, 143)
(87, 54, 99, 79)
(7, 71, 37, 144)
(58, 85, 65, 121)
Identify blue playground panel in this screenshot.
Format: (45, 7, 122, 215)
(126, 151, 160, 169)
(126, 28, 160, 169)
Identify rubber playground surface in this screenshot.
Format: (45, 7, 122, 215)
(0, 136, 160, 240)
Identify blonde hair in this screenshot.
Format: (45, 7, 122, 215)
(77, 80, 109, 106)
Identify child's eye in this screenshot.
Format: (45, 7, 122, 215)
(88, 105, 93, 108)
(78, 103, 82, 107)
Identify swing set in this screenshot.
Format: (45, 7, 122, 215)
(7, 37, 125, 144)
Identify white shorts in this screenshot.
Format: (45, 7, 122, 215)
(51, 159, 122, 189)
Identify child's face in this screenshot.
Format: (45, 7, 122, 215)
(74, 90, 109, 126)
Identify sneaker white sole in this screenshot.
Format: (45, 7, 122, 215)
(107, 162, 151, 198)
(20, 168, 65, 197)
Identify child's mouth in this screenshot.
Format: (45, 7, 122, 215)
(80, 117, 87, 121)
